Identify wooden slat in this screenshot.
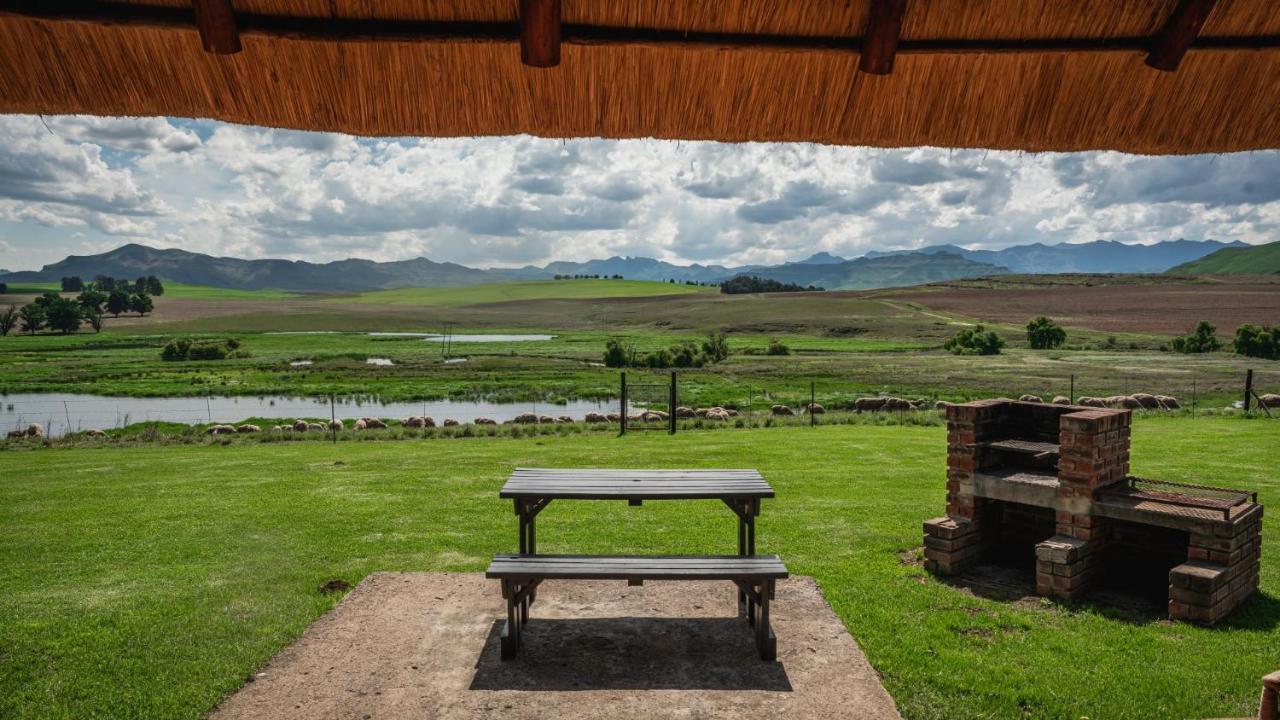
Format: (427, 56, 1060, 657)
(1146, 0, 1220, 71)
(502, 467, 774, 500)
(859, 0, 907, 75)
(487, 554, 788, 580)
(192, 0, 240, 54)
(519, 0, 560, 68)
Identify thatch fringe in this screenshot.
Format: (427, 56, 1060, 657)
(1, 1, 1278, 152)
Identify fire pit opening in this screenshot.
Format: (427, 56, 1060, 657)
(981, 500, 1057, 575)
(1098, 519, 1191, 605)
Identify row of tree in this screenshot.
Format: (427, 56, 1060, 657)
(1171, 320, 1279, 359)
(720, 275, 824, 294)
(61, 275, 165, 296)
(0, 289, 154, 336)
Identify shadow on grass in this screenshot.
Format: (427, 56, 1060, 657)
(469, 618, 792, 691)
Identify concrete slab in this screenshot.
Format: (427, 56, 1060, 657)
(208, 572, 901, 720)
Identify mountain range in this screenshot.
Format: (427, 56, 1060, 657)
(1169, 241, 1280, 275)
(0, 239, 1256, 293)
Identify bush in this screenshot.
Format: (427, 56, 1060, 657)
(160, 337, 238, 361)
(603, 338, 632, 368)
(944, 324, 1005, 356)
(1026, 316, 1066, 349)
(1234, 324, 1278, 360)
(766, 339, 791, 356)
(1171, 321, 1222, 354)
(701, 331, 730, 363)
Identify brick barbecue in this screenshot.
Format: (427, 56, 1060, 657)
(924, 399, 1262, 623)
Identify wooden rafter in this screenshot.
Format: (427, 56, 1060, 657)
(859, 0, 907, 75)
(192, 0, 239, 54)
(519, 0, 560, 68)
(1146, 0, 1220, 71)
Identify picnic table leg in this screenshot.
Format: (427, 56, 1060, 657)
(756, 579, 777, 661)
(501, 579, 518, 660)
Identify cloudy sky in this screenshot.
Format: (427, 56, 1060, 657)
(0, 113, 1277, 271)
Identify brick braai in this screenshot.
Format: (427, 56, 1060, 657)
(925, 399, 1262, 623)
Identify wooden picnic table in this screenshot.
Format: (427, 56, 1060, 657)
(490, 467, 784, 660)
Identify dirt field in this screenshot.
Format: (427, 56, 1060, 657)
(208, 572, 901, 720)
(884, 280, 1280, 334)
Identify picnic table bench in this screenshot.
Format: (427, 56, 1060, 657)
(486, 468, 786, 661)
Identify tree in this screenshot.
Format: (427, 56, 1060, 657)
(0, 282, 7, 294)
(146, 276, 164, 296)
(129, 292, 153, 316)
(61, 276, 84, 292)
(1026, 316, 1066, 349)
(33, 292, 61, 309)
(944, 324, 1005, 356)
(0, 305, 17, 336)
(94, 275, 116, 292)
(45, 297, 83, 334)
(603, 338, 633, 368)
(702, 331, 730, 363)
(1171, 321, 1222, 354)
(106, 289, 130, 317)
(1234, 324, 1279, 360)
(720, 275, 823, 294)
(766, 339, 791, 356)
(84, 307, 103, 334)
(18, 303, 45, 335)
(77, 289, 107, 315)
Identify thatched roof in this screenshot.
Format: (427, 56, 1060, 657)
(2, 0, 1279, 153)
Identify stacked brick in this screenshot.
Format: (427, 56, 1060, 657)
(1035, 408, 1132, 600)
(1170, 506, 1263, 624)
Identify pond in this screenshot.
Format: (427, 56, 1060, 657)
(1, 393, 617, 438)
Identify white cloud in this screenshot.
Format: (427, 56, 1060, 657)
(0, 114, 1277, 272)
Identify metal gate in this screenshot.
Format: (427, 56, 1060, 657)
(619, 371, 676, 435)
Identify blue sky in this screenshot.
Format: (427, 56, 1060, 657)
(0, 114, 1276, 271)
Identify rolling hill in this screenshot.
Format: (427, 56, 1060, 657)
(343, 279, 713, 306)
(1167, 241, 1280, 274)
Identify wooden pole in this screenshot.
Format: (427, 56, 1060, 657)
(1244, 369, 1254, 413)
(619, 372, 627, 436)
(520, 0, 560, 68)
(810, 381, 816, 427)
(192, 0, 241, 54)
(1069, 374, 1075, 403)
(1146, 0, 1219, 71)
(859, 0, 907, 74)
(330, 393, 337, 444)
(669, 371, 677, 435)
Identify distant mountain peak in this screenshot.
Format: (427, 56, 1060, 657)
(792, 251, 846, 265)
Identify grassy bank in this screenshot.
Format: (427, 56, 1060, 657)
(1, 418, 1277, 719)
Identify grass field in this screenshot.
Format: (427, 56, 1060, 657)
(1, 418, 1276, 719)
(160, 283, 302, 300)
(342, 279, 715, 306)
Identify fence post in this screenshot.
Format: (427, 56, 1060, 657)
(1244, 369, 1254, 414)
(669, 371, 677, 435)
(330, 393, 337, 444)
(619, 372, 627, 436)
(1069, 374, 1074, 403)
(810, 381, 816, 427)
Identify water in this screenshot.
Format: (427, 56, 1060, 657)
(1, 393, 616, 438)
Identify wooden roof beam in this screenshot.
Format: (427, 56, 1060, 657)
(859, 0, 907, 75)
(1146, 0, 1219, 72)
(520, 0, 560, 68)
(192, 0, 240, 54)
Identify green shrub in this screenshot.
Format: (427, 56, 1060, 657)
(766, 339, 791, 356)
(1171, 321, 1222, 354)
(188, 344, 229, 361)
(160, 338, 192, 361)
(1234, 324, 1278, 360)
(944, 324, 1005, 356)
(1026, 316, 1066, 349)
(701, 331, 730, 363)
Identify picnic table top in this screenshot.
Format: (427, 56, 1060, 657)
(500, 468, 774, 500)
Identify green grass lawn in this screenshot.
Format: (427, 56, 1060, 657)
(1, 418, 1277, 719)
(342, 279, 715, 306)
